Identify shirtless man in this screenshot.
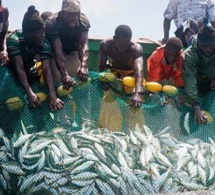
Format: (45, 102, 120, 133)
(99, 25, 144, 108)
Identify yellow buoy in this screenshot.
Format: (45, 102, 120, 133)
(6, 97, 24, 111)
(36, 92, 47, 102)
(57, 85, 73, 96)
(202, 110, 213, 124)
(145, 82, 162, 92)
(122, 76, 146, 87)
(162, 85, 178, 97)
(98, 72, 116, 83)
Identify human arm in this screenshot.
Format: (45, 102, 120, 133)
(76, 31, 89, 80)
(162, 18, 171, 44)
(207, 0, 215, 29)
(131, 44, 144, 108)
(10, 55, 41, 107)
(162, 0, 177, 44)
(51, 37, 76, 89)
(0, 7, 9, 65)
(41, 58, 64, 111)
(98, 40, 108, 72)
(173, 54, 184, 87)
(211, 21, 215, 29)
(98, 40, 110, 90)
(182, 48, 205, 124)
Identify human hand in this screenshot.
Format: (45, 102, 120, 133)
(0, 51, 9, 65)
(49, 98, 64, 111)
(161, 37, 168, 45)
(28, 92, 41, 108)
(130, 92, 143, 108)
(62, 75, 76, 90)
(77, 66, 88, 81)
(194, 106, 208, 124)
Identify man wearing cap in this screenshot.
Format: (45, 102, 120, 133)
(6, 5, 64, 111)
(162, 0, 215, 48)
(45, 0, 90, 89)
(182, 21, 215, 124)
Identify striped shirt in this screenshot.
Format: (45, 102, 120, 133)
(7, 30, 52, 71)
(164, 0, 215, 28)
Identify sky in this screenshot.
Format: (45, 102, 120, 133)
(5, 0, 175, 41)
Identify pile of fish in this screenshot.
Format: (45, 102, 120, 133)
(0, 123, 215, 194)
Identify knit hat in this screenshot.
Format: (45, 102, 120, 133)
(22, 5, 45, 33)
(197, 19, 215, 44)
(61, 0, 81, 12)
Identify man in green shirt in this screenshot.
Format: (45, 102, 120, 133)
(7, 5, 64, 111)
(182, 20, 215, 124)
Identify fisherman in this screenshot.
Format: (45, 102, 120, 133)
(147, 37, 184, 87)
(0, 0, 9, 65)
(182, 20, 215, 124)
(162, 0, 215, 48)
(6, 5, 64, 111)
(98, 24, 144, 108)
(45, 0, 90, 89)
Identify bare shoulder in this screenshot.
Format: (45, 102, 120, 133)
(131, 41, 143, 55)
(100, 38, 114, 53)
(3, 6, 9, 18)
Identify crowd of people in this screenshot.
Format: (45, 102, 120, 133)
(1, 0, 215, 125)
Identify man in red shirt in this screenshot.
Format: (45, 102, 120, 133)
(147, 37, 184, 87)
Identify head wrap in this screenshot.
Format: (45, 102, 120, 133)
(197, 25, 215, 44)
(22, 5, 45, 33)
(61, 0, 81, 12)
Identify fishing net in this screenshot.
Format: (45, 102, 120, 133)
(1, 66, 215, 142)
(1, 65, 215, 194)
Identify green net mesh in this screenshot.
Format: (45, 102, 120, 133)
(1, 66, 215, 142)
(1, 66, 215, 194)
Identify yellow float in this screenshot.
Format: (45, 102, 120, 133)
(57, 85, 73, 96)
(162, 85, 178, 97)
(145, 82, 162, 93)
(35, 92, 48, 102)
(6, 97, 24, 111)
(98, 72, 116, 83)
(202, 110, 213, 124)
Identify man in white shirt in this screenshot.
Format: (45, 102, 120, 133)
(162, 0, 215, 48)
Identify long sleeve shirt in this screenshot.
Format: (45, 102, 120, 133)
(182, 41, 215, 106)
(147, 46, 184, 87)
